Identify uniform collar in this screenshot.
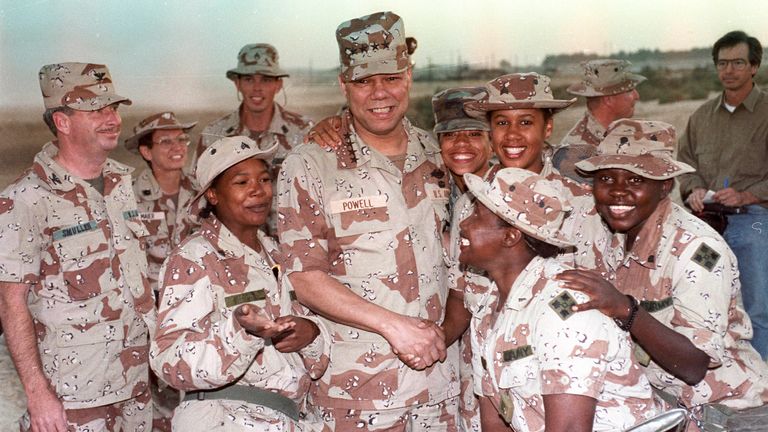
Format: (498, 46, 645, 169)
(134, 167, 196, 201)
(34, 141, 133, 192)
(237, 102, 290, 137)
(200, 215, 278, 262)
(620, 197, 672, 269)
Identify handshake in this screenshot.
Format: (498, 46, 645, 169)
(381, 315, 448, 371)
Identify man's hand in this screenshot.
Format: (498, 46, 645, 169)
(27, 385, 67, 432)
(271, 316, 320, 353)
(381, 316, 446, 370)
(304, 116, 343, 148)
(713, 188, 758, 207)
(686, 187, 707, 212)
(234, 304, 295, 339)
(554, 270, 631, 321)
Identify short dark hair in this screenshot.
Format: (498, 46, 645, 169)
(42, 106, 74, 135)
(137, 133, 154, 167)
(712, 30, 763, 68)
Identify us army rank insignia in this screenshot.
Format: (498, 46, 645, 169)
(549, 291, 577, 320)
(692, 243, 720, 272)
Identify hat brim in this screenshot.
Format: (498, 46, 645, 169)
(434, 118, 490, 135)
(464, 173, 574, 248)
(189, 141, 278, 218)
(64, 94, 132, 111)
(340, 58, 410, 82)
(575, 154, 695, 180)
(123, 121, 198, 154)
(567, 74, 647, 97)
(226, 68, 289, 80)
(464, 98, 576, 119)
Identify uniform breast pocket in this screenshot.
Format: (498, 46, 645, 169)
(496, 348, 538, 395)
(52, 223, 112, 298)
(332, 217, 398, 277)
(53, 321, 126, 401)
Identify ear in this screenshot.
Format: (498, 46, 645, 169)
(138, 145, 153, 162)
(204, 188, 219, 206)
(53, 111, 71, 135)
(543, 115, 554, 140)
(502, 226, 525, 248)
(275, 77, 284, 93)
(661, 179, 674, 198)
(338, 74, 349, 99)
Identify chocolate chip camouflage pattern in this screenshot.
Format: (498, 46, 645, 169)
(566, 59, 647, 97)
(470, 257, 660, 432)
(277, 111, 460, 410)
(197, 105, 312, 236)
(336, 11, 410, 82)
(132, 169, 199, 292)
(602, 199, 768, 418)
(150, 216, 330, 430)
(554, 112, 605, 183)
(226, 43, 289, 80)
(464, 73, 575, 118)
(0, 142, 155, 410)
(38, 62, 131, 110)
(124, 111, 197, 153)
(576, 119, 695, 180)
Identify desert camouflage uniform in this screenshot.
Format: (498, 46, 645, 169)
(150, 215, 330, 431)
(604, 199, 768, 422)
(553, 111, 604, 183)
(0, 142, 155, 428)
(133, 168, 199, 292)
(277, 111, 460, 423)
(471, 256, 660, 432)
(197, 104, 312, 236)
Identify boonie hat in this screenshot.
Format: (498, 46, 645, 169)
(39, 62, 131, 111)
(575, 119, 695, 180)
(191, 136, 278, 212)
(336, 11, 409, 82)
(464, 73, 576, 118)
(124, 111, 197, 154)
(464, 167, 574, 248)
(432, 87, 490, 135)
(567, 59, 646, 97)
(226, 44, 289, 80)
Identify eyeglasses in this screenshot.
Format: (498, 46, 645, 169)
(716, 59, 749, 70)
(153, 135, 192, 148)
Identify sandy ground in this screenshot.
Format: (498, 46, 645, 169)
(0, 83, 709, 427)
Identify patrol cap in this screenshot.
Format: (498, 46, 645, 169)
(192, 136, 278, 212)
(464, 73, 576, 118)
(336, 11, 409, 82)
(567, 59, 646, 97)
(575, 119, 695, 180)
(226, 44, 289, 80)
(464, 168, 574, 248)
(432, 87, 490, 135)
(39, 62, 131, 111)
(123, 111, 197, 154)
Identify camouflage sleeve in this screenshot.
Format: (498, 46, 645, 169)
(276, 152, 331, 274)
(0, 195, 42, 284)
(150, 252, 265, 391)
(666, 238, 734, 367)
(530, 288, 616, 399)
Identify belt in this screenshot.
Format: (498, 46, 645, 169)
(183, 385, 300, 421)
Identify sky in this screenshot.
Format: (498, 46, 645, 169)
(3, 0, 768, 109)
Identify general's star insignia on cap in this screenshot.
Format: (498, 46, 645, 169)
(692, 243, 720, 272)
(549, 291, 577, 320)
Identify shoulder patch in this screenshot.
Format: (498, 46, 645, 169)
(691, 243, 720, 272)
(549, 291, 577, 320)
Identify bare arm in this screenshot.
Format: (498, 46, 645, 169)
(0, 282, 68, 432)
(442, 288, 471, 347)
(542, 393, 596, 432)
(290, 270, 446, 369)
(556, 270, 709, 384)
(479, 396, 509, 431)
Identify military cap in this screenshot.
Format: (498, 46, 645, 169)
(336, 11, 409, 82)
(576, 119, 695, 180)
(123, 111, 197, 154)
(38, 62, 131, 111)
(432, 87, 490, 135)
(226, 44, 289, 80)
(567, 59, 646, 97)
(464, 73, 576, 118)
(464, 168, 574, 248)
